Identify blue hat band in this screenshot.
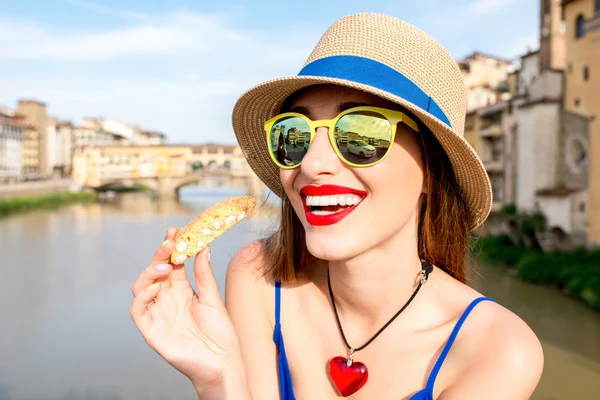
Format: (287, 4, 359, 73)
(298, 55, 451, 128)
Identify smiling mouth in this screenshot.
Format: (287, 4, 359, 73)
(305, 194, 363, 215)
(299, 185, 367, 226)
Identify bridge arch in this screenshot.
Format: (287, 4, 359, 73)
(207, 160, 219, 171)
(92, 178, 158, 192)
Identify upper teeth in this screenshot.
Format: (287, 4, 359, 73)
(305, 195, 362, 206)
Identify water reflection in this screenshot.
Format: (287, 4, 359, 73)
(0, 187, 278, 400)
(99, 192, 192, 216)
(472, 266, 600, 399)
(0, 188, 598, 400)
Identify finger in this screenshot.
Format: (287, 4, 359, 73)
(149, 227, 179, 267)
(129, 283, 161, 335)
(193, 246, 224, 309)
(131, 227, 178, 296)
(131, 259, 174, 297)
(163, 227, 175, 241)
(168, 232, 195, 284)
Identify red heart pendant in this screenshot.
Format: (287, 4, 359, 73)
(329, 356, 369, 397)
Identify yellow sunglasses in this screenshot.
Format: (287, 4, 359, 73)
(264, 106, 419, 169)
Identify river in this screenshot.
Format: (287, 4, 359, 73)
(0, 189, 599, 400)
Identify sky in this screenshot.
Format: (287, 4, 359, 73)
(0, 0, 540, 145)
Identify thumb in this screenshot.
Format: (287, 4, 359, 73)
(193, 246, 224, 309)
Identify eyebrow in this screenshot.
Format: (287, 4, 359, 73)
(289, 101, 370, 119)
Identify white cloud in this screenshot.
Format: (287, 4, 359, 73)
(466, 0, 520, 16)
(60, 0, 151, 21)
(0, 9, 319, 143)
(0, 12, 253, 62)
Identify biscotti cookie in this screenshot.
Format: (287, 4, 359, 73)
(170, 195, 257, 264)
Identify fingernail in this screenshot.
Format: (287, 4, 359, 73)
(161, 239, 172, 247)
(146, 283, 160, 291)
(155, 263, 170, 271)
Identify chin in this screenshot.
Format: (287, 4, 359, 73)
(304, 229, 370, 261)
(301, 208, 419, 262)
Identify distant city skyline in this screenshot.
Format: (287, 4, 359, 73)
(0, 0, 540, 144)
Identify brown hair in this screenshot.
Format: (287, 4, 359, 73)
(262, 91, 473, 284)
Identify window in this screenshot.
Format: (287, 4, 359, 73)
(584, 66, 590, 81)
(543, 0, 551, 15)
(597, 0, 600, 13)
(576, 14, 585, 38)
(566, 135, 589, 174)
(575, 98, 581, 106)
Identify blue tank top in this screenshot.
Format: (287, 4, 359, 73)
(273, 281, 494, 399)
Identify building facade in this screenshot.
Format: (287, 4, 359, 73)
(459, 52, 515, 112)
(72, 118, 166, 150)
(478, 102, 517, 213)
(57, 121, 74, 175)
(563, 0, 600, 245)
(189, 144, 238, 171)
(73, 119, 117, 149)
(498, 0, 591, 243)
(540, 0, 568, 70)
(46, 118, 74, 177)
(0, 112, 25, 181)
(16, 100, 49, 178)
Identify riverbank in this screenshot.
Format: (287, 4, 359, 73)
(0, 191, 97, 218)
(0, 178, 74, 199)
(476, 234, 600, 310)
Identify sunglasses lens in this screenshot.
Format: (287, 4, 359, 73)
(269, 116, 311, 167)
(334, 111, 392, 165)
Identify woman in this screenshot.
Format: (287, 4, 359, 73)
(276, 131, 294, 166)
(129, 13, 544, 399)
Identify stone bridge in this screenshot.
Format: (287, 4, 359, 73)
(72, 145, 266, 200)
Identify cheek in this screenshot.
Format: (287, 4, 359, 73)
(280, 168, 297, 196)
(280, 168, 305, 216)
(366, 144, 424, 198)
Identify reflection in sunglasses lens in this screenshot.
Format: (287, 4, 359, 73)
(334, 111, 392, 165)
(270, 116, 311, 167)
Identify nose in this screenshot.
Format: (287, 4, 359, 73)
(300, 126, 342, 180)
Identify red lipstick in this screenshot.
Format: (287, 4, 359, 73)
(299, 184, 367, 226)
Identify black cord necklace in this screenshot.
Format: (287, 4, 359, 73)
(327, 260, 434, 397)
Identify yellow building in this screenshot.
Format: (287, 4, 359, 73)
(16, 100, 48, 178)
(563, 0, 600, 245)
(459, 52, 514, 112)
(21, 126, 42, 178)
(464, 110, 480, 153)
(540, 0, 568, 70)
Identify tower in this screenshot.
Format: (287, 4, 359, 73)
(539, 0, 567, 70)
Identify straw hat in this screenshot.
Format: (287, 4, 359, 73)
(232, 13, 492, 229)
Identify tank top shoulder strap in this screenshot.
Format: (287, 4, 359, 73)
(273, 281, 296, 400)
(274, 281, 282, 337)
(424, 296, 495, 394)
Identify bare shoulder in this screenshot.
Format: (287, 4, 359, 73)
(226, 239, 273, 308)
(227, 239, 269, 277)
(225, 239, 280, 400)
(440, 293, 544, 400)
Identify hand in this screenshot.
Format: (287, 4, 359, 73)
(129, 227, 244, 394)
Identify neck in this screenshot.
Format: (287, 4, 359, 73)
(326, 219, 424, 331)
